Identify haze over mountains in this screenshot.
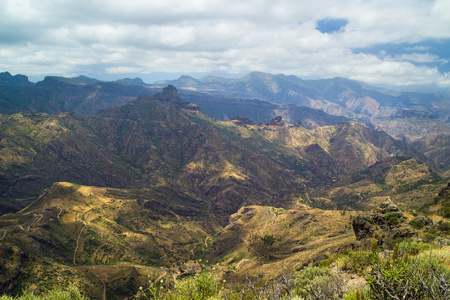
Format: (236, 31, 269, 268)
(156, 72, 450, 140)
(0, 83, 427, 212)
(0, 71, 449, 298)
(1, 71, 449, 173)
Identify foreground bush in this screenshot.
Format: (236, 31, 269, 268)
(136, 271, 223, 300)
(294, 266, 345, 300)
(366, 255, 450, 299)
(0, 285, 89, 300)
(335, 251, 377, 275)
(174, 272, 222, 300)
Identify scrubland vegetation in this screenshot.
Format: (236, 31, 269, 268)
(0, 82, 449, 299)
(3, 240, 448, 300)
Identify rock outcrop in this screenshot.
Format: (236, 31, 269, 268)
(352, 199, 415, 245)
(266, 116, 285, 126)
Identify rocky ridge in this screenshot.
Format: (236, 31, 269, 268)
(352, 198, 449, 247)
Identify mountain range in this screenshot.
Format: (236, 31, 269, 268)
(0, 85, 434, 214)
(2, 71, 449, 175)
(0, 71, 449, 298)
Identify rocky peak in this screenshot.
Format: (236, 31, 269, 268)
(0, 72, 33, 86)
(152, 85, 194, 107)
(230, 116, 256, 125)
(163, 85, 178, 97)
(378, 198, 400, 214)
(156, 85, 192, 106)
(266, 116, 285, 126)
(115, 77, 146, 86)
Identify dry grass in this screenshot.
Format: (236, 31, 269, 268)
(414, 246, 450, 268)
(385, 159, 431, 186)
(215, 203, 356, 279)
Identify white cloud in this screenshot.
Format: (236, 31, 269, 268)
(405, 46, 431, 52)
(394, 53, 448, 64)
(1, 0, 450, 88)
(105, 66, 147, 74)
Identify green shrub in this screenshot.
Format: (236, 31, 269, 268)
(135, 280, 166, 300)
(370, 238, 378, 255)
(409, 218, 425, 229)
(413, 248, 450, 270)
(335, 251, 377, 275)
(294, 266, 332, 296)
(173, 272, 221, 300)
(402, 241, 432, 256)
(424, 231, 439, 242)
(344, 288, 370, 300)
(366, 257, 450, 300)
(294, 266, 345, 299)
(248, 233, 278, 259)
(438, 207, 450, 218)
(438, 221, 450, 233)
(0, 285, 89, 300)
(391, 243, 400, 260)
(384, 212, 401, 225)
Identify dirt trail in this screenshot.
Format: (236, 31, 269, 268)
(155, 268, 167, 284)
(235, 258, 255, 270)
(73, 217, 87, 265)
(56, 205, 63, 221)
(263, 207, 277, 229)
(242, 237, 260, 256)
(204, 236, 211, 247)
(1, 206, 63, 241)
(14, 211, 44, 232)
(26, 213, 43, 231)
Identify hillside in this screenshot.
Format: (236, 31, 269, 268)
(2, 71, 449, 175)
(0, 86, 430, 216)
(0, 181, 356, 298)
(0, 71, 347, 130)
(0, 85, 447, 298)
(0, 179, 446, 298)
(0, 182, 217, 298)
(156, 72, 450, 169)
(155, 72, 450, 126)
(0, 72, 159, 115)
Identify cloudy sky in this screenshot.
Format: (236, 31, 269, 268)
(1, 0, 450, 89)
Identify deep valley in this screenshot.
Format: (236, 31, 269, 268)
(0, 72, 449, 299)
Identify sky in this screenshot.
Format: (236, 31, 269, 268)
(1, 0, 450, 89)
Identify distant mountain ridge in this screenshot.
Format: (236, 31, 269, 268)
(0, 71, 348, 129)
(154, 71, 450, 141)
(154, 72, 450, 118)
(0, 72, 160, 115)
(1, 71, 449, 174)
(0, 86, 429, 216)
(3, 71, 449, 123)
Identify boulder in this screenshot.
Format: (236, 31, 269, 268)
(379, 201, 400, 214)
(352, 214, 375, 240)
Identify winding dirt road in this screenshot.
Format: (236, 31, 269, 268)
(73, 217, 87, 265)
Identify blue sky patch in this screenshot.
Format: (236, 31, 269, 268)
(316, 18, 348, 34)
